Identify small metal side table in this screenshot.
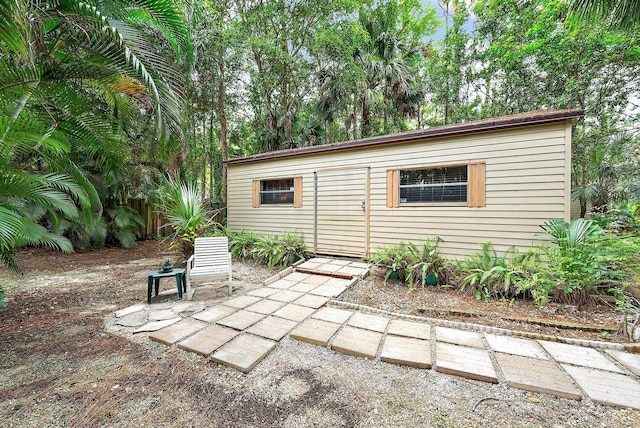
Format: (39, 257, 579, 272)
(147, 268, 186, 303)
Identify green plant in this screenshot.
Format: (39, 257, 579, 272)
(161, 180, 218, 261)
(458, 242, 528, 300)
(105, 205, 145, 249)
(251, 233, 305, 269)
(229, 230, 259, 261)
(369, 242, 414, 285)
(406, 238, 447, 290)
(162, 258, 174, 269)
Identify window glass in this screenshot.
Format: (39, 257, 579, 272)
(399, 166, 468, 203)
(260, 178, 294, 204)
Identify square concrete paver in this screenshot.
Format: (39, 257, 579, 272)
(178, 324, 240, 356)
(347, 312, 389, 333)
(562, 365, 640, 410)
(485, 334, 548, 360)
(495, 353, 581, 400)
(315, 264, 342, 273)
(247, 287, 279, 298)
(289, 282, 319, 293)
(246, 316, 298, 341)
(149, 319, 208, 345)
(539, 341, 624, 373)
(387, 319, 430, 340)
(216, 310, 266, 330)
(269, 290, 304, 303)
(309, 285, 344, 298)
(293, 294, 329, 309)
(337, 266, 365, 277)
(211, 334, 276, 373)
(272, 303, 316, 322)
(300, 275, 330, 285)
(312, 307, 353, 324)
(325, 277, 353, 287)
(223, 295, 263, 309)
(192, 305, 237, 322)
(380, 335, 431, 369)
(287, 272, 313, 282)
(134, 317, 181, 333)
(606, 350, 640, 376)
(436, 342, 498, 383)
(245, 299, 286, 315)
(290, 318, 342, 346)
(436, 327, 484, 348)
(268, 278, 298, 290)
(331, 326, 383, 360)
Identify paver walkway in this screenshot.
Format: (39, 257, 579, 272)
(113, 257, 640, 410)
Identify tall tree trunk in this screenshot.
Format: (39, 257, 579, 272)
(218, 62, 228, 204)
(209, 114, 214, 201)
(201, 118, 206, 196)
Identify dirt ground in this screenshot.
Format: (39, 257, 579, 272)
(1, 241, 639, 427)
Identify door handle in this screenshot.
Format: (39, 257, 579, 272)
(361, 200, 366, 210)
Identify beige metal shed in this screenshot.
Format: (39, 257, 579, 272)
(226, 109, 583, 259)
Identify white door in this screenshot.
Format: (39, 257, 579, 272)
(315, 167, 369, 257)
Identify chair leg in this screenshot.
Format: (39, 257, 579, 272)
(228, 271, 232, 296)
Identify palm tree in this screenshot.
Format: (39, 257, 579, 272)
(0, 0, 192, 272)
(570, 0, 640, 31)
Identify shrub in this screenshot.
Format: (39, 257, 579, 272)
(229, 230, 258, 261)
(370, 238, 448, 290)
(251, 232, 305, 269)
(458, 242, 534, 301)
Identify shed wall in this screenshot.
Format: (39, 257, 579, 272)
(227, 121, 572, 259)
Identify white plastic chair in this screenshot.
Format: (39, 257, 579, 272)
(185, 236, 232, 299)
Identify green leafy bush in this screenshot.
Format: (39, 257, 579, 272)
(370, 238, 448, 290)
(229, 230, 258, 260)
(457, 242, 536, 301)
(251, 233, 306, 269)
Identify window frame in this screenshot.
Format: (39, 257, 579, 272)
(252, 176, 302, 208)
(387, 161, 485, 208)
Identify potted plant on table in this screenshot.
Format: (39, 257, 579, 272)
(161, 258, 174, 272)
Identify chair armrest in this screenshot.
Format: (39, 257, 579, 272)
(187, 255, 195, 273)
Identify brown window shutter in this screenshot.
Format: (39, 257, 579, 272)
(252, 180, 260, 208)
(386, 169, 399, 208)
(468, 162, 486, 207)
(293, 176, 303, 208)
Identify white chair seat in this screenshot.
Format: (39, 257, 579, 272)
(185, 237, 232, 299)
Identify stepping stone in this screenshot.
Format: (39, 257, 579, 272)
(270, 290, 304, 303)
(268, 279, 298, 290)
(247, 287, 279, 298)
(316, 264, 342, 273)
(348, 262, 370, 269)
(293, 294, 329, 309)
(485, 334, 547, 360)
(562, 365, 640, 410)
(312, 307, 353, 324)
(272, 304, 316, 322)
(328, 259, 350, 266)
(310, 285, 345, 298)
(115, 303, 145, 318)
(192, 305, 237, 322)
(245, 299, 286, 315)
(495, 353, 581, 400)
(171, 302, 205, 314)
(606, 350, 640, 376)
(291, 318, 342, 346)
(347, 312, 389, 333)
(436, 342, 498, 383)
(337, 266, 364, 277)
(149, 309, 178, 321)
(134, 317, 181, 333)
(289, 282, 319, 293)
(325, 277, 352, 287)
(387, 319, 431, 340)
(331, 326, 383, 360)
(436, 327, 484, 348)
(380, 335, 431, 369)
(211, 334, 276, 373)
(115, 312, 147, 327)
(223, 295, 263, 309)
(300, 275, 330, 285)
(178, 324, 240, 356)
(149, 319, 207, 345)
(246, 316, 298, 341)
(539, 341, 624, 373)
(297, 260, 322, 269)
(286, 272, 312, 282)
(217, 310, 266, 330)
(310, 257, 332, 264)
